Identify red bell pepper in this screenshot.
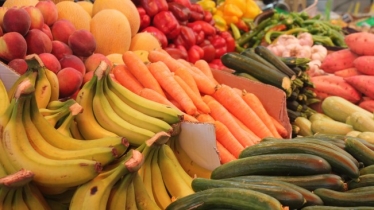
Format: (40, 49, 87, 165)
(208, 35, 227, 59)
(187, 20, 216, 37)
(188, 45, 204, 63)
(164, 47, 188, 60)
(140, 0, 168, 17)
(152, 11, 181, 39)
(173, 26, 196, 50)
(199, 40, 216, 62)
(168, 0, 191, 8)
(168, 2, 190, 22)
(189, 4, 204, 21)
(209, 58, 225, 70)
(137, 7, 151, 31)
(203, 10, 213, 23)
(220, 31, 236, 53)
(141, 26, 168, 48)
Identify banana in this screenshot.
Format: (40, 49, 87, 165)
(70, 149, 144, 210)
(133, 171, 161, 210)
(0, 78, 9, 116)
(126, 181, 137, 210)
(106, 64, 183, 125)
(23, 183, 52, 210)
(12, 187, 29, 210)
(29, 91, 129, 152)
(106, 172, 134, 210)
(43, 103, 72, 127)
(7, 70, 34, 101)
(172, 137, 212, 179)
(46, 98, 75, 110)
(2, 188, 15, 210)
(69, 119, 84, 140)
(55, 102, 82, 137)
(151, 147, 172, 209)
(34, 65, 52, 109)
(103, 73, 173, 134)
(0, 187, 10, 210)
(44, 68, 59, 102)
(74, 71, 118, 140)
(2, 84, 102, 189)
(141, 147, 156, 202)
(23, 98, 119, 166)
(158, 144, 195, 200)
(92, 63, 155, 146)
(44, 187, 76, 205)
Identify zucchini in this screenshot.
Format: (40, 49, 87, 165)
(191, 178, 305, 209)
(235, 72, 260, 82)
(225, 174, 346, 192)
(347, 174, 374, 190)
(313, 188, 374, 207)
(301, 206, 374, 210)
(240, 48, 276, 70)
(360, 165, 374, 175)
(211, 153, 332, 179)
(350, 112, 374, 132)
(357, 132, 374, 144)
(254, 46, 296, 79)
(311, 119, 354, 135)
(165, 187, 283, 210)
(239, 141, 360, 179)
(346, 136, 374, 151)
(309, 113, 334, 123)
(344, 137, 374, 167)
(220, 52, 292, 91)
(321, 96, 373, 122)
(280, 57, 311, 68)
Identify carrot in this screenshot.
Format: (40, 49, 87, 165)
(320, 49, 358, 73)
(229, 112, 261, 144)
(345, 32, 374, 56)
(194, 59, 219, 85)
(174, 67, 200, 96)
(112, 64, 144, 94)
(353, 56, 374, 76)
(138, 88, 176, 108)
(334, 67, 362, 78)
(344, 75, 374, 99)
(214, 120, 244, 158)
(212, 85, 274, 139)
(178, 58, 219, 88)
(122, 51, 165, 97)
(147, 61, 197, 116)
(216, 141, 236, 164)
(183, 113, 199, 122)
(148, 50, 186, 72)
(359, 99, 374, 112)
(174, 75, 210, 114)
(196, 113, 215, 123)
(270, 115, 289, 138)
(203, 95, 258, 147)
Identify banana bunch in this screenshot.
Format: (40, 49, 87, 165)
(75, 61, 183, 145)
(7, 54, 59, 109)
(0, 78, 131, 196)
(0, 78, 9, 116)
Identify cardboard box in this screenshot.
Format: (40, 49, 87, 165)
(0, 62, 20, 91)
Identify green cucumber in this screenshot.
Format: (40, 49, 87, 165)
(239, 140, 360, 179)
(301, 135, 346, 149)
(360, 165, 374, 175)
(347, 174, 374, 190)
(225, 174, 346, 192)
(211, 153, 332, 179)
(191, 178, 305, 209)
(314, 188, 374, 207)
(347, 186, 374, 193)
(165, 187, 283, 210)
(301, 206, 374, 210)
(220, 52, 292, 91)
(344, 137, 374, 166)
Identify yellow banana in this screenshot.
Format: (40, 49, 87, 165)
(126, 181, 137, 210)
(158, 144, 195, 200)
(2, 188, 15, 210)
(44, 68, 59, 102)
(0, 79, 9, 116)
(151, 147, 172, 209)
(0, 187, 10, 210)
(103, 73, 173, 134)
(93, 63, 155, 146)
(140, 147, 156, 202)
(69, 119, 84, 140)
(23, 183, 52, 210)
(46, 98, 75, 110)
(107, 172, 134, 210)
(12, 187, 29, 210)
(0, 169, 34, 188)
(2, 83, 101, 189)
(36, 184, 70, 196)
(43, 187, 76, 205)
(43, 103, 72, 127)
(106, 65, 183, 125)
(34, 66, 52, 109)
(7, 70, 34, 101)
(75, 71, 118, 140)
(133, 171, 161, 210)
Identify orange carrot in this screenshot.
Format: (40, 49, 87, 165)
(138, 88, 176, 108)
(122, 51, 165, 97)
(216, 141, 236, 164)
(147, 61, 197, 116)
(185, 68, 217, 95)
(183, 113, 199, 122)
(196, 113, 215, 123)
(148, 50, 186, 72)
(229, 112, 261, 144)
(212, 85, 274, 138)
(214, 120, 244, 158)
(270, 115, 289, 138)
(174, 75, 210, 114)
(178, 58, 219, 88)
(194, 59, 219, 85)
(112, 64, 144, 95)
(202, 95, 258, 147)
(174, 67, 200, 96)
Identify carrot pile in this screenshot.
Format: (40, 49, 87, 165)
(114, 49, 288, 164)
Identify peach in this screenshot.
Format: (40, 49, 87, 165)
(51, 19, 76, 44)
(0, 32, 27, 62)
(68, 29, 96, 58)
(83, 70, 94, 85)
(25, 29, 53, 55)
(59, 54, 86, 75)
(84, 53, 112, 72)
(35, 0, 58, 26)
(0, 7, 8, 30)
(57, 67, 83, 99)
(23, 6, 44, 30)
(8, 58, 28, 75)
(2, 7, 31, 36)
(41, 23, 53, 40)
(39, 53, 61, 74)
(51, 40, 73, 60)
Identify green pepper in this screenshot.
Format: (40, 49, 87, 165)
(330, 29, 347, 47)
(312, 35, 335, 46)
(237, 18, 275, 46)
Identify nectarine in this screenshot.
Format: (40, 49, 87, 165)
(25, 29, 53, 54)
(51, 40, 73, 60)
(51, 19, 76, 44)
(8, 58, 28, 75)
(2, 7, 31, 36)
(59, 54, 86, 75)
(57, 67, 83, 99)
(39, 53, 61, 74)
(68, 29, 96, 57)
(0, 32, 27, 62)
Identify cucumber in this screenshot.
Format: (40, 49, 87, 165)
(225, 174, 346, 192)
(301, 135, 346, 149)
(321, 96, 373, 122)
(220, 52, 292, 91)
(344, 137, 374, 166)
(165, 187, 283, 210)
(346, 136, 374, 150)
(350, 112, 374, 132)
(211, 153, 332, 179)
(301, 206, 374, 210)
(357, 132, 374, 144)
(360, 165, 374, 175)
(311, 119, 354, 135)
(347, 174, 374, 190)
(239, 141, 360, 179)
(313, 188, 374, 207)
(347, 186, 374, 193)
(240, 48, 276, 70)
(254, 46, 296, 79)
(191, 178, 305, 209)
